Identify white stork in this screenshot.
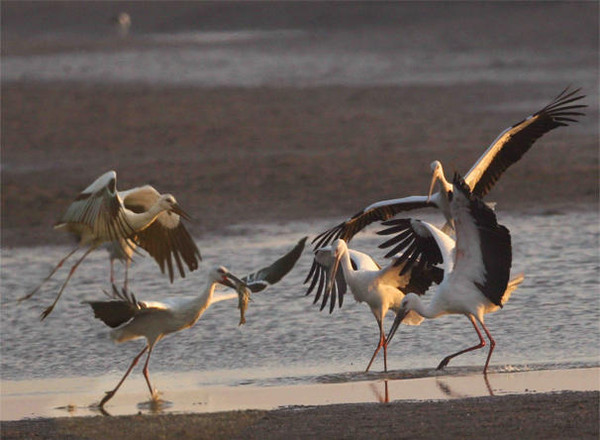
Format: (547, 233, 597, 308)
(20, 170, 201, 319)
(381, 174, 524, 374)
(86, 236, 306, 408)
(304, 238, 443, 372)
(312, 87, 586, 250)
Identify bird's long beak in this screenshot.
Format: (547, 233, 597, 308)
(170, 203, 192, 221)
(326, 251, 342, 297)
(386, 308, 409, 346)
(427, 167, 442, 202)
(220, 272, 247, 290)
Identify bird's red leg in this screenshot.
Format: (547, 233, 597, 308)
(480, 321, 496, 375)
(142, 345, 158, 400)
(40, 246, 95, 320)
(19, 246, 80, 302)
(436, 315, 485, 370)
(365, 318, 386, 373)
(99, 345, 148, 408)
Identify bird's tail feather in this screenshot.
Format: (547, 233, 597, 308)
(501, 272, 525, 306)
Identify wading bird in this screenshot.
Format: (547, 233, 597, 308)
(20, 170, 201, 319)
(87, 237, 306, 408)
(381, 174, 524, 374)
(312, 87, 586, 249)
(304, 238, 443, 372)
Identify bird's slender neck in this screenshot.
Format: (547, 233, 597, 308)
(195, 280, 219, 314)
(179, 279, 219, 327)
(125, 202, 166, 231)
(438, 175, 452, 194)
(338, 247, 356, 283)
(432, 164, 453, 224)
(406, 294, 445, 319)
(173, 281, 217, 329)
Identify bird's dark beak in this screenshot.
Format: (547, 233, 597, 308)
(386, 308, 409, 346)
(170, 203, 192, 221)
(220, 272, 247, 290)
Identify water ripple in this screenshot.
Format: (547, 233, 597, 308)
(1, 212, 599, 383)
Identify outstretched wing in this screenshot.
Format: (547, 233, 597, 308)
(465, 87, 586, 198)
(312, 196, 437, 250)
(378, 218, 445, 271)
(121, 185, 201, 282)
(304, 246, 378, 314)
(304, 247, 348, 313)
(382, 256, 445, 297)
(377, 216, 458, 295)
(242, 237, 307, 293)
(55, 170, 134, 243)
(452, 174, 512, 307)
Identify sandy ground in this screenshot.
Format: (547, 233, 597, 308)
(2, 391, 599, 440)
(2, 82, 598, 248)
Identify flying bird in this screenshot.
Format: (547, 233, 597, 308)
(20, 170, 201, 319)
(312, 87, 586, 249)
(304, 238, 443, 372)
(381, 174, 524, 374)
(87, 237, 306, 407)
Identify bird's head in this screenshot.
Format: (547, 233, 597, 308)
(331, 239, 348, 258)
(428, 160, 445, 202)
(211, 266, 246, 290)
(158, 194, 191, 220)
(400, 293, 420, 311)
(326, 239, 348, 295)
(386, 292, 422, 346)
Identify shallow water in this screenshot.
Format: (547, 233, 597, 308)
(1, 210, 599, 385)
(2, 367, 598, 420)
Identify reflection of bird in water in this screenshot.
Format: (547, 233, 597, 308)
(112, 12, 131, 37)
(436, 375, 494, 398)
(369, 380, 390, 403)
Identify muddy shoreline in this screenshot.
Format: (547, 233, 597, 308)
(2, 391, 598, 440)
(2, 82, 597, 249)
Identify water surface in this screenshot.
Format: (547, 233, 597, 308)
(2, 211, 599, 385)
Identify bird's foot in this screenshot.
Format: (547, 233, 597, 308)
(18, 287, 40, 303)
(436, 357, 451, 370)
(17, 294, 32, 303)
(99, 391, 115, 408)
(40, 306, 54, 321)
(150, 389, 162, 402)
